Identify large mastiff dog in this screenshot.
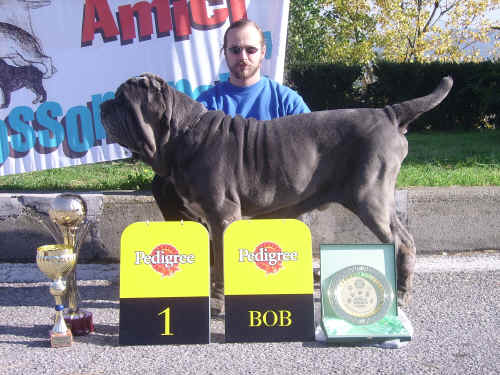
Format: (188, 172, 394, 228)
(101, 73, 452, 312)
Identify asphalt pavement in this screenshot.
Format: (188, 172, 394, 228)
(0, 251, 498, 375)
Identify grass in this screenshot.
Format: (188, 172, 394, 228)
(0, 131, 499, 191)
(0, 159, 155, 191)
(397, 130, 500, 187)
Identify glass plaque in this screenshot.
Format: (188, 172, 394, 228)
(320, 244, 412, 344)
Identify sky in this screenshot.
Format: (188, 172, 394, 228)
(488, 9, 500, 24)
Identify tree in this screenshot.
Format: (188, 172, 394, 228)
(285, 0, 336, 65)
(375, 0, 500, 62)
(286, 0, 500, 65)
(286, 0, 379, 65)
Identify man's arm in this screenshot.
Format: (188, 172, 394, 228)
(281, 85, 311, 116)
(196, 86, 218, 111)
(287, 92, 311, 115)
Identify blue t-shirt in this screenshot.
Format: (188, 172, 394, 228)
(196, 76, 310, 120)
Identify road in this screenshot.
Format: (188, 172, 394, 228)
(0, 251, 498, 375)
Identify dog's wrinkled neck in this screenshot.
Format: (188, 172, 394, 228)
(167, 87, 207, 133)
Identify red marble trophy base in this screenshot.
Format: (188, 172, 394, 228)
(50, 329, 73, 348)
(64, 310, 94, 336)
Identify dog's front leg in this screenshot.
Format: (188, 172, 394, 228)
(206, 203, 242, 317)
(208, 221, 225, 315)
(151, 175, 197, 221)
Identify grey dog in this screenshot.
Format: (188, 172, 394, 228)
(100, 73, 453, 312)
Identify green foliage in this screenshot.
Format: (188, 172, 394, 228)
(286, 0, 500, 65)
(285, 64, 363, 110)
(363, 61, 500, 130)
(286, 0, 378, 65)
(287, 61, 500, 130)
(286, 1, 335, 65)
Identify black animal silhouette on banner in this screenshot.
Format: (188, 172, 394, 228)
(0, 0, 55, 109)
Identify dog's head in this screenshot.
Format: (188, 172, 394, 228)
(100, 73, 206, 176)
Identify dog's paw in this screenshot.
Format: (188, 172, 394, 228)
(397, 290, 411, 307)
(210, 283, 225, 318)
(210, 300, 225, 319)
(210, 294, 225, 318)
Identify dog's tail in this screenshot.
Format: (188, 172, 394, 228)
(389, 76, 453, 134)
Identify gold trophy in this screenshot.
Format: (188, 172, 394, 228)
(36, 244, 76, 347)
(48, 194, 94, 336)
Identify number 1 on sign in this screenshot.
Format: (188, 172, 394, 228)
(158, 307, 174, 336)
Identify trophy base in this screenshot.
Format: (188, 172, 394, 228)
(50, 329, 73, 348)
(64, 310, 94, 336)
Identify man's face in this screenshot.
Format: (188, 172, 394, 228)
(224, 25, 266, 87)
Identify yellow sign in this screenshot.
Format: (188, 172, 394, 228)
(120, 221, 209, 299)
(224, 219, 313, 295)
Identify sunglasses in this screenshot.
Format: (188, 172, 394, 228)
(226, 46, 259, 55)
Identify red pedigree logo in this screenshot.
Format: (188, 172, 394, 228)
(135, 244, 195, 277)
(149, 244, 180, 277)
(255, 242, 283, 274)
(238, 242, 298, 274)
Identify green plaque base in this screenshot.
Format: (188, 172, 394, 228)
(320, 243, 412, 344)
(321, 312, 411, 344)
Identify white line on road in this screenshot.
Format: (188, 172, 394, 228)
(415, 252, 500, 273)
(0, 252, 498, 284)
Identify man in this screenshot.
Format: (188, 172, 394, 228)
(196, 20, 312, 315)
(197, 19, 310, 119)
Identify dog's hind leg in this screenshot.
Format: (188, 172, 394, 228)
(390, 211, 416, 306)
(345, 188, 416, 307)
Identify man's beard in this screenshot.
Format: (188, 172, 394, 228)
(229, 62, 260, 81)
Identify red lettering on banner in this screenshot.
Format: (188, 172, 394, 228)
(227, 0, 247, 22)
(190, 0, 228, 30)
(190, 0, 246, 29)
(82, 0, 120, 45)
(81, 0, 248, 46)
(172, 0, 191, 40)
(118, 0, 171, 42)
(153, 0, 173, 35)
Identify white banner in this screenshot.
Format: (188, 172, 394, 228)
(0, 0, 290, 176)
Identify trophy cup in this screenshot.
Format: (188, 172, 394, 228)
(48, 194, 94, 336)
(36, 244, 76, 347)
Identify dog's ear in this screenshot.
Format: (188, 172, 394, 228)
(100, 75, 167, 164)
(133, 72, 206, 134)
(100, 97, 128, 146)
(120, 74, 169, 124)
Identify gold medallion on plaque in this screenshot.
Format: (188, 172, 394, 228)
(327, 265, 393, 325)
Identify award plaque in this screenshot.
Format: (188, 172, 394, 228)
(320, 244, 412, 344)
(327, 265, 393, 326)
